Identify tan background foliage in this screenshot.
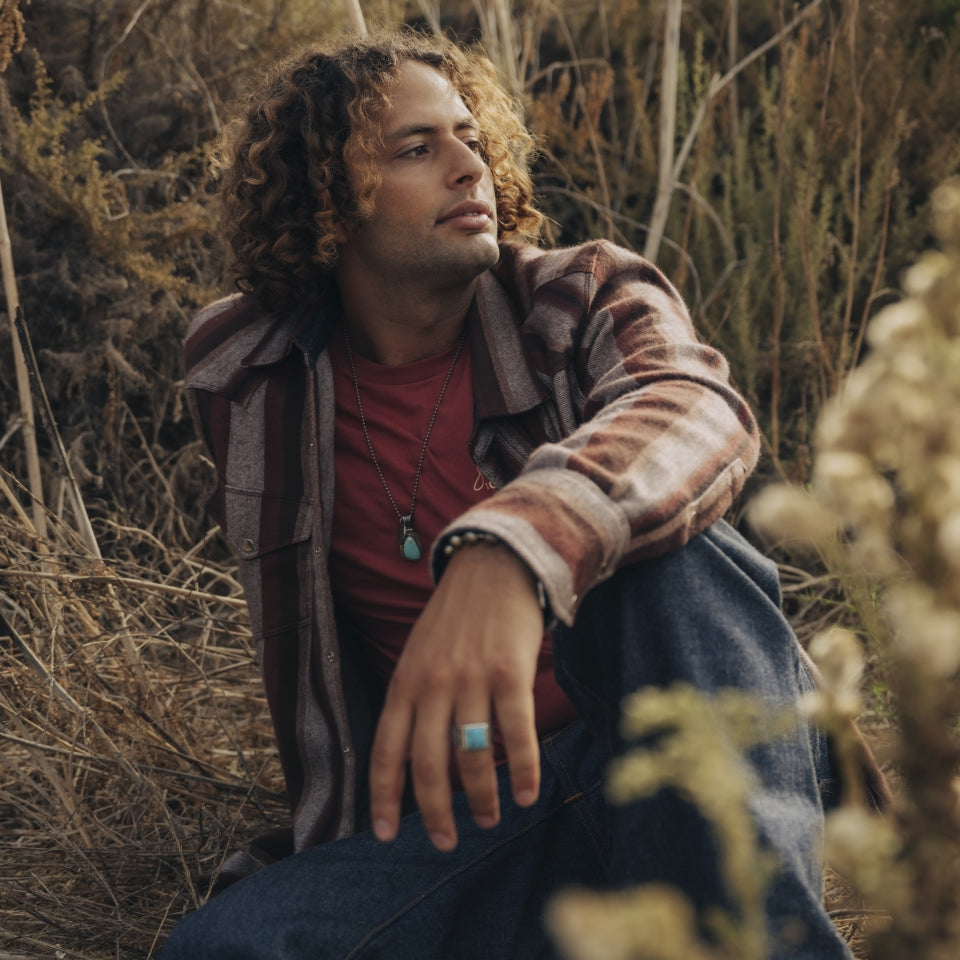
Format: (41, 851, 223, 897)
(0, 1, 958, 957)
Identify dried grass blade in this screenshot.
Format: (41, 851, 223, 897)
(12, 306, 100, 558)
(0, 177, 46, 539)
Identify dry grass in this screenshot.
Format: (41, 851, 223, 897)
(824, 867, 887, 960)
(1, 2, 947, 955)
(0, 472, 893, 958)
(0, 454, 287, 959)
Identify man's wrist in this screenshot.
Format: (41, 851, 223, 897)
(441, 530, 554, 628)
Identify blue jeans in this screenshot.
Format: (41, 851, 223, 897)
(159, 522, 850, 959)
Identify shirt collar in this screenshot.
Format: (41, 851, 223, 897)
(236, 279, 340, 369)
(466, 265, 550, 419)
(240, 253, 549, 419)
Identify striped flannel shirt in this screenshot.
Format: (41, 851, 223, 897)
(183, 238, 760, 865)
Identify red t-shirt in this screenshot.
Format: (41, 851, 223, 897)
(327, 327, 577, 762)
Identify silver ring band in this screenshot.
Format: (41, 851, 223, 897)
(451, 722, 492, 751)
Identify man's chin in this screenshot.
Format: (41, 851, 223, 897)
(444, 236, 500, 280)
(472, 233, 501, 270)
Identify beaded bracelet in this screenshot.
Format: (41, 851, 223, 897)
(441, 530, 501, 555)
(441, 530, 552, 624)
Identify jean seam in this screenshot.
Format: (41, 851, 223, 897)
(541, 732, 609, 874)
(564, 781, 609, 880)
(540, 728, 579, 796)
(342, 792, 588, 960)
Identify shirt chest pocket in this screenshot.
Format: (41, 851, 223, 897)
(213, 484, 317, 641)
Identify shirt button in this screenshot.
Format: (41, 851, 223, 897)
(343, 745, 352, 756)
(240, 537, 255, 554)
(326, 651, 336, 663)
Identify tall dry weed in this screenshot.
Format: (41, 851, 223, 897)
(511, 0, 960, 479)
(0, 0, 25, 74)
(751, 177, 960, 959)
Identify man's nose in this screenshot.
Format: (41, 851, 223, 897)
(448, 139, 487, 185)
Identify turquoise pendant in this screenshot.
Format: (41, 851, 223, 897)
(398, 515, 423, 561)
(401, 535, 422, 561)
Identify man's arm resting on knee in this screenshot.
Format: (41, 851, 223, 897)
(369, 541, 544, 852)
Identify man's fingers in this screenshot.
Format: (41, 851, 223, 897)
(494, 692, 541, 808)
(369, 699, 413, 843)
(409, 694, 457, 851)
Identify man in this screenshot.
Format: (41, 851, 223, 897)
(161, 29, 859, 959)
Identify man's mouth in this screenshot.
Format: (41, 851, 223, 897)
(437, 201, 493, 226)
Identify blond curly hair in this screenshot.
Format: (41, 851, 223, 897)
(213, 29, 542, 317)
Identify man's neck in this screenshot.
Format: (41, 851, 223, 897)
(337, 277, 479, 366)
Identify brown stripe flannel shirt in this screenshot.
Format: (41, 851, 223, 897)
(183, 238, 760, 877)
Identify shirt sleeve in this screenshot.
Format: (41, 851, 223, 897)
(432, 241, 760, 626)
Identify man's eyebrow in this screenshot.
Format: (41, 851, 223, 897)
(384, 117, 479, 142)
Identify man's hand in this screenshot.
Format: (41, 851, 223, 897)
(369, 541, 545, 851)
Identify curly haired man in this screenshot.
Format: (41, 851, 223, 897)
(160, 28, 872, 960)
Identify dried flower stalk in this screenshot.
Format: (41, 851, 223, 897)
(548, 685, 786, 960)
(751, 178, 960, 959)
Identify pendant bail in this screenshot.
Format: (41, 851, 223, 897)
(398, 514, 423, 561)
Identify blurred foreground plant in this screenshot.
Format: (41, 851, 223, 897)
(549, 179, 960, 959)
(548, 684, 787, 960)
(750, 177, 960, 959)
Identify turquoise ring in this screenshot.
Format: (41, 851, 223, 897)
(451, 722, 492, 751)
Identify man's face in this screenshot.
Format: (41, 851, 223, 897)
(335, 60, 500, 294)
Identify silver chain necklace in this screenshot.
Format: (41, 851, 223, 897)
(342, 326, 466, 562)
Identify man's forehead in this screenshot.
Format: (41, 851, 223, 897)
(382, 114, 479, 142)
(374, 62, 476, 134)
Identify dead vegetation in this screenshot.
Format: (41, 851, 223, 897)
(0, 0, 957, 957)
(0, 418, 288, 957)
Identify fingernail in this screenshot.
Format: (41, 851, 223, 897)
(373, 818, 393, 841)
(516, 788, 537, 807)
(475, 814, 498, 829)
(430, 832, 455, 851)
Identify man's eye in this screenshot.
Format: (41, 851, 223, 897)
(402, 144, 428, 158)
